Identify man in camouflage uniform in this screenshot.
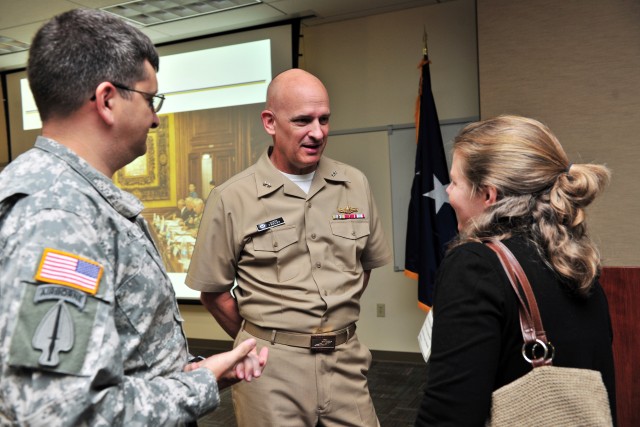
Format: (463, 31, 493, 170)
(0, 9, 266, 426)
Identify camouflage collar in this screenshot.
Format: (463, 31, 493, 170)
(35, 137, 144, 219)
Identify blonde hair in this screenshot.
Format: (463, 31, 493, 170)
(452, 115, 610, 296)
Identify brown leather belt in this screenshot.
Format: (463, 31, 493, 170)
(243, 321, 356, 353)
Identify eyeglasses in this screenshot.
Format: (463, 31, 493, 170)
(111, 82, 165, 113)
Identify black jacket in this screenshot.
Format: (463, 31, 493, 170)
(415, 236, 616, 426)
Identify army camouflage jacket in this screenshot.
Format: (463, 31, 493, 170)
(0, 137, 218, 426)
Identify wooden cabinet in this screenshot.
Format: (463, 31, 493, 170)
(600, 267, 640, 427)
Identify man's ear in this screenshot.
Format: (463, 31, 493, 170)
(483, 185, 498, 207)
(94, 82, 116, 126)
(261, 110, 276, 136)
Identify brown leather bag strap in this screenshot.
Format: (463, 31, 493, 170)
(486, 241, 536, 343)
(490, 241, 546, 337)
(485, 239, 553, 367)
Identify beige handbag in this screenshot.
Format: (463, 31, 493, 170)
(485, 240, 613, 427)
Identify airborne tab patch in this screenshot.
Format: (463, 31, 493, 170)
(35, 248, 103, 295)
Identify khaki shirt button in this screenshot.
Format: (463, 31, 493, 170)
(351, 231, 356, 236)
(273, 242, 278, 247)
(324, 290, 328, 296)
(307, 202, 312, 208)
(311, 233, 316, 239)
(315, 262, 321, 268)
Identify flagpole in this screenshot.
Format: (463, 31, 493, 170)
(423, 26, 428, 57)
(404, 28, 458, 311)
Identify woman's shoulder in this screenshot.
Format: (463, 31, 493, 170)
(445, 236, 536, 261)
(443, 240, 500, 266)
(438, 240, 510, 292)
(439, 237, 539, 292)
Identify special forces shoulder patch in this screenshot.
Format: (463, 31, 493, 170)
(7, 248, 104, 373)
(35, 248, 103, 295)
(32, 300, 75, 367)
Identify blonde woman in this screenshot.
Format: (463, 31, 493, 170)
(415, 115, 615, 426)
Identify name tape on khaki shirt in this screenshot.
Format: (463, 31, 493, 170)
(256, 217, 285, 231)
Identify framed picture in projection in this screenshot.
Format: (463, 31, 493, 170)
(114, 116, 171, 202)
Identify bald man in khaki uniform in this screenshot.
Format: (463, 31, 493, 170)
(186, 69, 392, 426)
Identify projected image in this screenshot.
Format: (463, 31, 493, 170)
(20, 79, 40, 131)
(160, 40, 271, 113)
(113, 40, 274, 299)
(17, 40, 272, 129)
(17, 39, 272, 299)
(6, 24, 293, 300)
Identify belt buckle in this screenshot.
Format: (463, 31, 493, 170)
(310, 334, 336, 353)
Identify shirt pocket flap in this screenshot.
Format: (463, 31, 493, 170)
(330, 220, 370, 240)
(252, 226, 298, 252)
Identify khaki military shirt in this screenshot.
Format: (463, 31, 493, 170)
(0, 137, 218, 426)
(187, 149, 392, 333)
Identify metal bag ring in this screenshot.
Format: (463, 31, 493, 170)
(521, 338, 549, 363)
(544, 341, 556, 361)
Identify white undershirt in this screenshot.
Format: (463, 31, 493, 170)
(280, 171, 315, 194)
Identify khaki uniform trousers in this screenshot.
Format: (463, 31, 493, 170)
(232, 327, 380, 427)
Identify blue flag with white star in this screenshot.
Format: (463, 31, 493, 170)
(404, 54, 458, 311)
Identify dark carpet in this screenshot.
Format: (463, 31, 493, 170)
(195, 357, 427, 427)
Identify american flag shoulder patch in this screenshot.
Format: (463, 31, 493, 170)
(34, 248, 103, 295)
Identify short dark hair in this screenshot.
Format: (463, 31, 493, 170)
(27, 8, 159, 121)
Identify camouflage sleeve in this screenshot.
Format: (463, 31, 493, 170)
(0, 206, 220, 425)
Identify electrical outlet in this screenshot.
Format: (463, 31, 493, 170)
(376, 303, 386, 317)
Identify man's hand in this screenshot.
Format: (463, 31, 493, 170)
(184, 339, 269, 390)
